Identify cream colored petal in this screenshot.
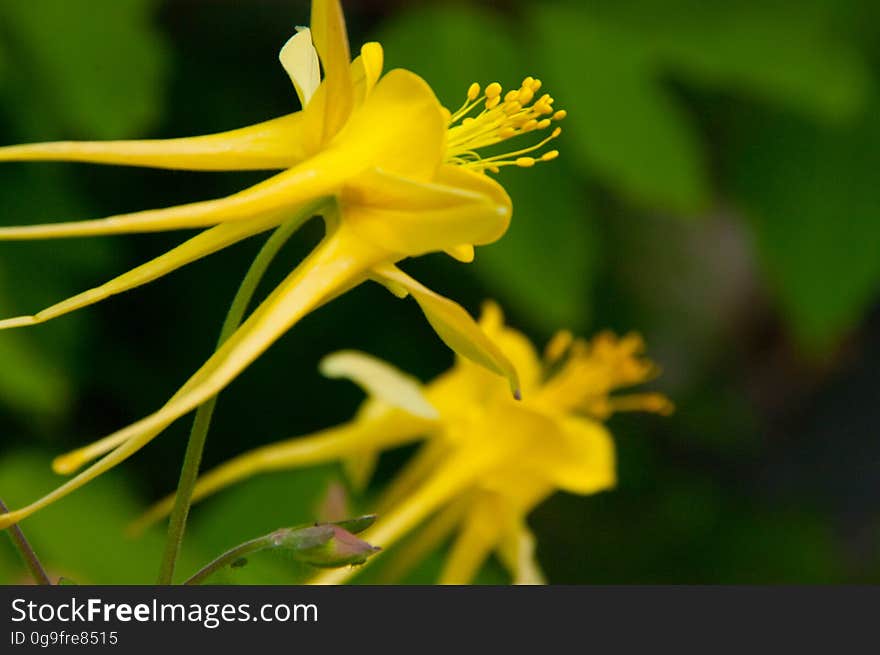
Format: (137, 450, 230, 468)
(372, 264, 521, 397)
(130, 407, 430, 534)
(280, 28, 321, 107)
(320, 350, 438, 419)
(0, 113, 309, 171)
(0, 213, 289, 331)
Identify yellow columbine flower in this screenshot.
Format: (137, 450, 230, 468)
(0, 0, 566, 529)
(135, 303, 672, 584)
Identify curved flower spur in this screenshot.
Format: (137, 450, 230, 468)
(134, 303, 672, 584)
(0, 0, 566, 528)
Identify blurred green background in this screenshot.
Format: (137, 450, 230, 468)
(1, 0, 879, 584)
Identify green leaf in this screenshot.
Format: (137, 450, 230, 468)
(531, 1, 871, 212)
(474, 163, 598, 331)
(534, 6, 709, 213)
(0, 450, 205, 584)
(0, 333, 70, 419)
(652, 2, 871, 123)
(575, 0, 871, 123)
(732, 102, 880, 350)
(0, 0, 169, 139)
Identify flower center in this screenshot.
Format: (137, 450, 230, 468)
(444, 77, 566, 172)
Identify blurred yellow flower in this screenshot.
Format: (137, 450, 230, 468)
(136, 303, 672, 584)
(0, 0, 565, 529)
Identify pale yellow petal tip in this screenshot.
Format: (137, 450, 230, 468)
(445, 244, 475, 263)
(280, 27, 321, 107)
(320, 350, 439, 420)
(359, 42, 384, 94)
(52, 452, 84, 476)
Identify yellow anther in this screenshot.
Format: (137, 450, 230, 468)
(445, 78, 565, 173)
(533, 102, 551, 115)
(517, 87, 535, 104)
(551, 126, 562, 138)
(504, 101, 522, 115)
(553, 110, 567, 121)
(485, 82, 503, 98)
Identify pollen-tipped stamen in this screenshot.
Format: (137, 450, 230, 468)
(445, 77, 565, 173)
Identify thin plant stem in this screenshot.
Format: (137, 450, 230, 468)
(0, 497, 51, 585)
(183, 535, 266, 586)
(157, 201, 326, 585)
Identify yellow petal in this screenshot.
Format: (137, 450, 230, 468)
(351, 42, 384, 104)
(375, 497, 468, 584)
(438, 499, 502, 584)
(3, 227, 388, 524)
(374, 440, 450, 514)
(536, 414, 617, 495)
(445, 244, 475, 263)
(342, 451, 379, 491)
(498, 522, 546, 585)
(130, 407, 430, 534)
(310, 439, 500, 585)
(0, 134, 393, 240)
(310, 0, 354, 142)
(280, 28, 322, 107)
(0, 113, 310, 171)
(331, 69, 445, 180)
(71, 228, 384, 467)
(0, 213, 290, 331)
(342, 165, 510, 256)
(319, 350, 438, 419)
(0, 417, 169, 530)
(372, 264, 521, 397)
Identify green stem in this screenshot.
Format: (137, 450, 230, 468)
(0, 497, 52, 585)
(183, 534, 268, 586)
(156, 202, 325, 585)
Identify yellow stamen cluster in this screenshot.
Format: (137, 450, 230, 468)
(445, 77, 565, 172)
(538, 331, 674, 418)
